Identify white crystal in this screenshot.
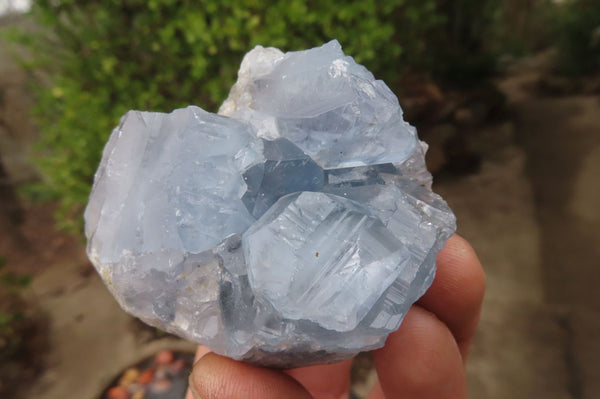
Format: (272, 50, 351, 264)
(85, 41, 456, 368)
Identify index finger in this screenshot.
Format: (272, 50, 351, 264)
(417, 234, 485, 358)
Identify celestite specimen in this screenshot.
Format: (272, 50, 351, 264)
(84, 40, 456, 368)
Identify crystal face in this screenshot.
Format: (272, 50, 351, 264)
(85, 40, 456, 368)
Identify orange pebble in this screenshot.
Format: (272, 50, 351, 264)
(154, 349, 174, 365)
(136, 369, 154, 385)
(118, 368, 140, 387)
(107, 386, 130, 399)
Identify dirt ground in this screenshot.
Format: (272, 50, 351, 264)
(1, 16, 599, 399)
(494, 54, 600, 399)
(451, 53, 600, 398)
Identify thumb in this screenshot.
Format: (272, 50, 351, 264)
(188, 353, 312, 399)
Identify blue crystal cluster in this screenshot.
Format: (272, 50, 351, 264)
(85, 40, 456, 368)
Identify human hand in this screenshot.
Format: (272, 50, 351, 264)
(185, 234, 485, 399)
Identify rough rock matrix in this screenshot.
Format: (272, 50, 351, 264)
(85, 40, 456, 368)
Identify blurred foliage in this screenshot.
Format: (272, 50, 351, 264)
(0, 255, 31, 294)
(6, 0, 502, 231)
(491, 0, 557, 56)
(552, 0, 600, 75)
(0, 258, 40, 399)
(426, 0, 499, 85)
(0, 305, 27, 362)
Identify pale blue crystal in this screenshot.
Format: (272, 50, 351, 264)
(84, 41, 456, 368)
(220, 40, 426, 173)
(243, 191, 407, 332)
(242, 138, 324, 218)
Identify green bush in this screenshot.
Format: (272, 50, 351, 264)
(427, 0, 500, 85)
(0, 258, 39, 399)
(0, 294, 43, 399)
(9, 0, 443, 231)
(553, 0, 600, 75)
(9, 0, 500, 231)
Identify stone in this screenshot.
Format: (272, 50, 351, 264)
(107, 387, 130, 399)
(85, 40, 456, 368)
(155, 349, 174, 365)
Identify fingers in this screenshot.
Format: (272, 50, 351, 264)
(194, 345, 212, 361)
(186, 234, 483, 398)
(188, 352, 312, 399)
(418, 234, 485, 358)
(285, 359, 353, 399)
(370, 306, 467, 399)
(365, 381, 385, 399)
(188, 349, 352, 399)
(185, 346, 213, 399)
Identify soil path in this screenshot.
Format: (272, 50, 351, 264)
(435, 118, 569, 398)
(429, 53, 600, 399)
(498, 55, 600, 399)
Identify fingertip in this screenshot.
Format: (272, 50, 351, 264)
(419, 234, 485, 355)
(285, 359, 352, 398)
(193, 345, 212, 363)
(440, 234, 486, 318)
(441, 234, 486, 298)
(190, 353, 311, 399)
(372, 306, 467, 399)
